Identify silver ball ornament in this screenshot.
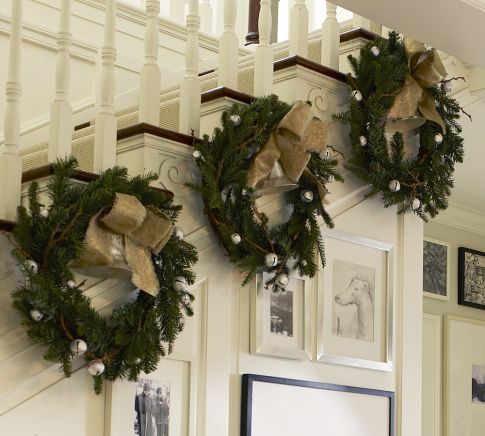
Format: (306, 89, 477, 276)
(40, 208, 49, 218)
(370, 46, 380, 56)
(192, 150, 202, 159)
(300, 190, 314, 203)
(301, 260, 307, 267)
(173, 226, 184, 240)
(351, 90, 363, 101)
(359, 135, 367, 146)
(87, 360, 105, 376)
(66, 280, 76, 289)
(229, 114, 241, 126)
(265, 253, 279, 268)
(319, 150, 331, 160)
(133, 357, 142, 365)
(275, 273, 289, 288)
(30, 309, 43, 321)
(441, 81, 452, 93)
(70, 339, 88, 356)
(23, 260, 38, 274)
(411, 198, 421, 211)
(435, 133, 444, 145)
(173, 276, 188, 293)
(388, 180, 401, 192)
(231, 233, 242, 245)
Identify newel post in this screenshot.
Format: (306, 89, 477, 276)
(0, 0, 24, 221)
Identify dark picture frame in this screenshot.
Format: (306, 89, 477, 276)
(241, 374, 395, 436)
(458, 247, 485, 310)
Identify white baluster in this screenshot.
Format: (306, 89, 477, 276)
(200, 0, 213, 33)
(170, 0, 186, 23)
(0, 0, 23, 221)
(289, 0, 309, 57)
(93, 0, 117, 172)
(254, 0, 273, 96)
(48, 0, 73, 162)
(321, 2, 339, 70)
(353, 14, 371, 30)
(218, 0, 238, 88)
(139, 0, 161, 125)
(179, 0, 201, 136)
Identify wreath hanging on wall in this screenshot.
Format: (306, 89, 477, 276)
(10, 158, 198, 393)
(190, 95, 342, 288)
(334, 31, 470, 220)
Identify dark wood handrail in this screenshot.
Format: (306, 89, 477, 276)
(274, 55, 347, 83)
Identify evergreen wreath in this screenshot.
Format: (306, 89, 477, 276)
(189, 95, 342, 288)
(9, 158, 198, 393)
(334, 32, 469, 220)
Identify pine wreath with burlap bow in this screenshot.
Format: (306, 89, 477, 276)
(9, 158, 198, 393)
(189, 95, 343, 288)
(334, 31, 469, 220)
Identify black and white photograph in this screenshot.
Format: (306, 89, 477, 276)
(134, 378, 170, 436)
(459, 248, 485, 310)
(423, 238, 450, 299)
(472, 364, 485, 403)
(332, 259, 375, 342)
(270, 290, 294, 337)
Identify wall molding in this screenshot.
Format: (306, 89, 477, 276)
(432, 202, 485, 235)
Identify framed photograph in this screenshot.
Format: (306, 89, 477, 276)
(105, 357, 193, 436)
(444, 315, 485, 436)
(250, 270, 312, 360)
(423, 237, 451, 301)
(317, 230, 393, 371)
(241, 373, 395, 436)
(458, 247, 485, 309)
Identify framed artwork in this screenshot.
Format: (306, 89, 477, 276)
(444, 315, 485, 436)
(317, 230, 394, 371)
(458, 247, 485, 310)
(240, 373, 395, 436)
(250, 270, 312, 360)
(423, 237, 451, 301)
(105, 357, 193, 436)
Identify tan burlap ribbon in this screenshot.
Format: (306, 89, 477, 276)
(246, 101, 328, 199)
(75, 193, 173, 296)
(388, 37, 447, 132)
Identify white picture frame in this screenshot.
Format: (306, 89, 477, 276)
(104, 356, 197, 436)
(250, 270, 312, 360)
(317, 230, 394, 371)
(444, 315, 485, 436)
(241, 373, 395, 436)
(423, 237, 451, 301)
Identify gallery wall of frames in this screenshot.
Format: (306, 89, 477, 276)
(422, 220, 485, 436)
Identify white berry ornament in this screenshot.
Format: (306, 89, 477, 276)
(23, 260, 38, 274)
(319, 150, 331, 160)
(441, 81, 452, 93)
(192, 150, 202, 159)
(359, 135, 367, 146)
(370, 46, 380, 56)
(388, 180, 401, 192)
(231, 233, 242, 245)
(351, 90, 362, 101)
(173, 226, 184, 240)
(87, 360, 105, 376)
(66, 280, 76, 289)
(30, 309, 43, 321)
(435, 133, 443, 145)
(40, 208, 49, 218)
(265, 253, 279, 268)
(70, 339, 88, 356)
(275, 273, 289, 288)
(229, 114, 242, 126)
(300, 190, 314, 203)
(411, 198, 421, 210)
(173, 276, 188, 293)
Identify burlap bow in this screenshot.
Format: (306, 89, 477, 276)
(388, 37, 447, 132)
(74, 193, 173, 296)
(246, 101, 328, 199)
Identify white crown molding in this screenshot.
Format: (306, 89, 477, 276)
(431, 203, 485, 235)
